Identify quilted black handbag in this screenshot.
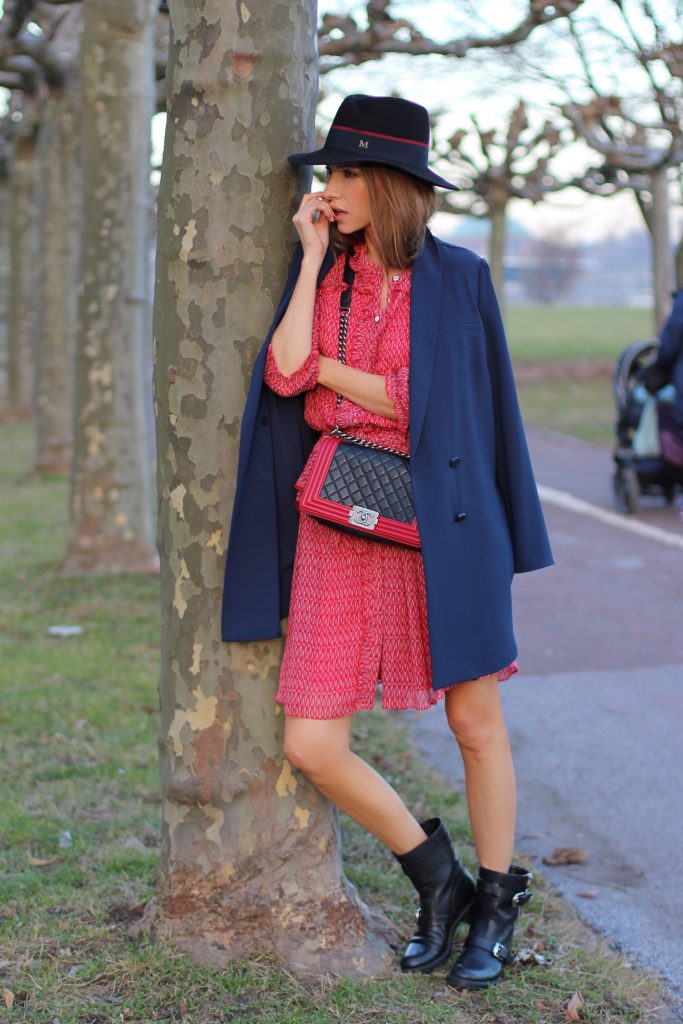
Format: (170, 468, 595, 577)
(299, 255, 420, 548)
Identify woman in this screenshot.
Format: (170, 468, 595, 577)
(222, 95, 553, 990)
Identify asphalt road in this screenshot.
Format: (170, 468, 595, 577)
(409, 428, 683, 1017)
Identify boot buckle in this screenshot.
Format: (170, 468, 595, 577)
(512, 889, 532, 907)
(491, 941, 508, 962)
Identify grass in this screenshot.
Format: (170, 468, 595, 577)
(0, 419, 672, 1023)
(515, 376, 617, 446)
(503, 305, 646, 445)
(506, 305, 655, 362)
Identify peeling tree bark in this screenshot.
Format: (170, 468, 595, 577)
(152, 0, 391, 976)
(63, 0, 158, 573)
(489, 198, 508, 313)
(650, 165, 674, 329)
(34, 9, 82, 475)
(7, 129, 39, 420)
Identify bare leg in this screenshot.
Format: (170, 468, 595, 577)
(444, 675, 516, 872)
(283, 713, 426, 855)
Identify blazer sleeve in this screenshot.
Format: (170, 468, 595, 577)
(477, 258, 554, 573)
(656, 290, 683, 370)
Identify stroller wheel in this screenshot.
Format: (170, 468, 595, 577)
(613, 465, 639, 515)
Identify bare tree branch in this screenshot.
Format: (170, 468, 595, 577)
(562, 98, 683, 169)
(319, 0, 585, 71)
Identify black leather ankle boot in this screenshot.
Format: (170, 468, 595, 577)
(395, 817, 476, 973)
(446, 864, 532, 989)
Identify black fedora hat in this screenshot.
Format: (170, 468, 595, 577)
(288, 94, 458, 191)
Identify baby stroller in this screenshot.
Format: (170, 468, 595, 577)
(612, 338, 683, 514)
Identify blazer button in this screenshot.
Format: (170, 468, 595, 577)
(449, 456, 461, 467)
(260, 415, 269, 426)
(454, 512, 467, 523)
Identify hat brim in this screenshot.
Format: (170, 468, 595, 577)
(288, 146, 459, 191)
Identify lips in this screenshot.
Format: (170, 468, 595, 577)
(331, 207, 346, 217)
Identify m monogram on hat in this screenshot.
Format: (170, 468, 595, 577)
(288, 94, 458, 191)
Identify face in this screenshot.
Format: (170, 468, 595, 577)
(324, 165, 372, 234)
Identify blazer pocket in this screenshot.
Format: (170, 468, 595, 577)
(438, 320, 480, 333)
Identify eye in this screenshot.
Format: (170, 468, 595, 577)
(343, 168, 358, 178)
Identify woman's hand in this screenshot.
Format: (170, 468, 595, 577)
(292, 191, 335, 265)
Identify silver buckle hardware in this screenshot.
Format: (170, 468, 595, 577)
(349, 505, 379, 530)
(512, 889, 532, 906)
(491, 941, 508, 962)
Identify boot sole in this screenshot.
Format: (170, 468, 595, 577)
(446, 972, 502, 991)
(400, 896, 476, 975)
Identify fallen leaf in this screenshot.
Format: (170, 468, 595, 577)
(565, 990, 585, 1021)
(577, 888, 600, 899)
(515, 946, 549, 966)
(28, 855, 58, 867)
(543, 846, 588, 866)
(3, 990, 14, 1009)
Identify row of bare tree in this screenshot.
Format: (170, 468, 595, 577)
(1, 0, 681, 969)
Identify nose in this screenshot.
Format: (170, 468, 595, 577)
(325, 169, 343, 196)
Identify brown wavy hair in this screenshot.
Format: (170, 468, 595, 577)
(330, 164, 437, 270)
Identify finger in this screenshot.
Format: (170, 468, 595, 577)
(295, 198, 335, 223)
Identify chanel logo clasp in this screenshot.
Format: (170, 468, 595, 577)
(349, 505, 379, 530)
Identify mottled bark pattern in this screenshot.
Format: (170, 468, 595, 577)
(650, 166, 674, 329)
(152, 0, 390, 975)
(489, 197, 508, 312)
(8, 132, 39, 420)
(34, 9, 82, 475)
(64, 0, 158, 573)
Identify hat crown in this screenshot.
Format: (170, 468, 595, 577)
(332, 95, 430, 147)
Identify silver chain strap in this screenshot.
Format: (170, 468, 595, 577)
(330, 424, 409, 460)
(332, 256, 410, 462)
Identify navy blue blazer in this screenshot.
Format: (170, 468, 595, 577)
(221, 231, 554, 688)
(655, 289, 683, 431)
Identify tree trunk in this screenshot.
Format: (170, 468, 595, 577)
(34, 10, 82, 476)
(63, 0, 158, 573)
(489, 196, 508, 316)
(151, 0, 391, 976)
(650, 165, 674, 330)
(7, 129, 39, 420)
(675, 233, 683, 292)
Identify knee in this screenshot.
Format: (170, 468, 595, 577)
(283, 734, 340, 782)
(446, 701, 503, 756)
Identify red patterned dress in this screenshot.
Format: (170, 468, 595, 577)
(264, 245, 517, 719)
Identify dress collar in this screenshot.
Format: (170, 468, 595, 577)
(320, 244, 411, 295)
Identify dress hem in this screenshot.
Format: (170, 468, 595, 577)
(275, 662, 518, 720)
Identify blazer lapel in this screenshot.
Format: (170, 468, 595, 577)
(409, 232, 442, 457)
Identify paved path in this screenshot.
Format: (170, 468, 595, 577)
(409, 429, 683, 1017)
